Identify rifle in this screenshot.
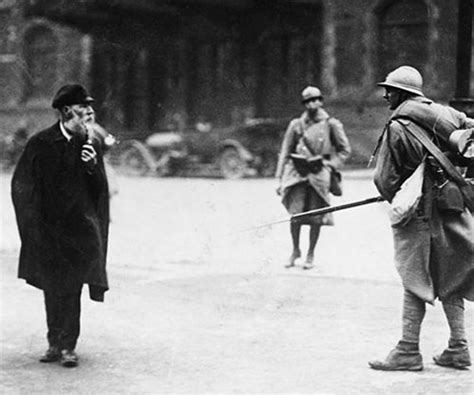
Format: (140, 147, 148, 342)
(240, 196, 384, 232)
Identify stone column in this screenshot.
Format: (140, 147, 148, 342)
(80, 34, 93, 88)
(450, 0, 473, 117)
(320, 0, 337, 97)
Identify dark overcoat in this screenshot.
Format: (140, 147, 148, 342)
(374, 96, 474, 303)
(11, 122, 110, 301)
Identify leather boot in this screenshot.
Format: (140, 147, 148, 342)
(369, 341, 423, 371)
(433, 340, 471, 370)
(60, 349, 79, 368)
(39, 346, 61, 363)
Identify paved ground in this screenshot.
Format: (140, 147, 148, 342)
(1, 171, 473, 394)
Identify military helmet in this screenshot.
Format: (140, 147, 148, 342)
(301, 86, 323, 103)
(378, 66, 423, 96)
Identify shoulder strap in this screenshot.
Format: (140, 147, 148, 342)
(394, 118, 468, 186)
(327, 118, 336, 145)
(295, 118, 305, 138)
(296, 118, 317, 156)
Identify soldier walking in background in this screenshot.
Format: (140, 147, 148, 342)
(11, 84, 110, 368)
(369, 66, 474, 371)
(275, 86, 351, 270)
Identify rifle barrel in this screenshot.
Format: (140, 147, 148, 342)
(237, 196, 384, 234)
(291, 196, 384, 220)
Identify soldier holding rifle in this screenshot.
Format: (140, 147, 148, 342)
(369, 66, 474, 371)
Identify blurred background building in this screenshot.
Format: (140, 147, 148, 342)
(0, 0, 472, 160)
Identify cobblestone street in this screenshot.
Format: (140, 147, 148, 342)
(1, 171, 473, 394)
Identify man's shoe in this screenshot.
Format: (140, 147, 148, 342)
(60, 349, 79, 368)
(369, 343, 423, 371)
(433, 343, 471, 370)
(39, 346, 61, 363)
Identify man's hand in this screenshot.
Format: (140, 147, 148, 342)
(81, 142, 97, 167)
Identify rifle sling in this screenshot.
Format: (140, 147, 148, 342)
(394, 117, 468, 187)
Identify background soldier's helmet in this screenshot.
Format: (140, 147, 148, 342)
(377, 66, 423, 96)
(301, 86, 323, 103)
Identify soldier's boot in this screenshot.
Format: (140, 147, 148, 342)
(368, 341, 423, 371)
(433, 340, 471, 370)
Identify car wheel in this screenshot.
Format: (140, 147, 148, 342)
(119, 145, 150, 176)
(219, 147, 247, 179)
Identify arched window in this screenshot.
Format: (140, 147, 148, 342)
(23, 25, 58, 101)
(377, 0, 429, 79)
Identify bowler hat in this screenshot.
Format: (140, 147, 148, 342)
(52, 84, 95, 109)
(301, 86, 323, 103)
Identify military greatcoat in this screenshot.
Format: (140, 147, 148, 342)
(374, 96, 474, 303)
(275, 109, 351, 225)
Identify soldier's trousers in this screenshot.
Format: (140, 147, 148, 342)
(402, 289, 466, 346)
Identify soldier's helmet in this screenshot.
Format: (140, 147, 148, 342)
(301, 86, 323, 103)
(378, 66, 423, 96)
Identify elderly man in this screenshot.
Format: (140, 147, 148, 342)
(369, 66, 474, 371)
(11, 84, 110, 368)
(275, 86, 351, 269)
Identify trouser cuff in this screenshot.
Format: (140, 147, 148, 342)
(397, 340, 419, 352)
(448, 338, 468, 350)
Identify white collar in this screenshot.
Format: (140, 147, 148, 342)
(59, 122, 73, 141)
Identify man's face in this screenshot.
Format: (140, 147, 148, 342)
(383, 88, 402, 110)
(304, 97, 323, 114)
(63, 103, 95, 137)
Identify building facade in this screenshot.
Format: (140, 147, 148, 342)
(0, 0, 472, 143)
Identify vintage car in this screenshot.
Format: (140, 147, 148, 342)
(115, 118, 287, 179)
